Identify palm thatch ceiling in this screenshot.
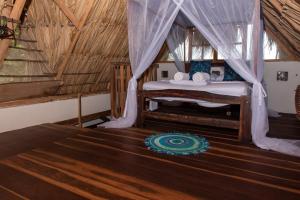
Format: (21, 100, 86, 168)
(263, 0, 300, 59)
(0, 0, 299, 98)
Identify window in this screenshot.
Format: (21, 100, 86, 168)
(163, 27, 289, 62)
(190, 30, 214, 60)
(263, 32, 285, 60)
(167, 36, 189, 61)
(218, 26, 243, 60)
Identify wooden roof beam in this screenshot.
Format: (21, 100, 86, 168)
(265, 0, 300, 33)
(52, 0, 80, 29)
(265, 19, 300, 60)
(264, 11, 300, 50)
(0, 0, 27, 64)
(55, 0, 95, 80)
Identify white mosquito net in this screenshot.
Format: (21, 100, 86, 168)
(102, 0, 300, 157)
(166, 23, 186, 72)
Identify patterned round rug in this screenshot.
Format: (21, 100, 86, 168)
(145, 132, 209, 155)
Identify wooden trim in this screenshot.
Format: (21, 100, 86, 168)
(0, 92, 109, 109)
(0, 74, 54, 78)
(52, 0, 80, 29)
(8, 46, 43, 52)
(0, 80, 63, 103)
(4, 59, 48, 63)
(143, 111, 240, 130)
(56, 110, 111, 126)
(141, 89, 243, 105)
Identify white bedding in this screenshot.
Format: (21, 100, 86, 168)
(143, 80, 250, 108)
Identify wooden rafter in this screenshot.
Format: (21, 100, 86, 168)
(263, 0, 300, 58)
(264, 0, 300, 34)
(265, 19, 300, 60)
(0, 0, 27, 64)
(52, 0, 80, 29)
(55, 0, 95, 80)
(263, 6, 300, 51)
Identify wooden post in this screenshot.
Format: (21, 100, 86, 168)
(126, 64, 131, 88)
(115, 65, 120, 117)
(78, 93, 83, 128)
(188, 28, 193, 61)
(153, 64, 158, 81)
(0, 0, 27, 64)
(213, 49, 218, 61)
(239, 96, 251, 143)
(136, 91, 145, 128)
(110, 65, 116, 118)
(120, 64, 125, 114)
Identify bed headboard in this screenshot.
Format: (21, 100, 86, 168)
(185, 60, 225, 73)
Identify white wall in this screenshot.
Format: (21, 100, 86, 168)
(264, 62, 300, 114)
(0, 93, 110, 133)
(157, 63, 179, 81)
(157, 62, 300, 114)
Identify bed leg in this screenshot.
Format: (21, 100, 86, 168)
(239, 97, 251, 143)
(136, 91, 145, 128)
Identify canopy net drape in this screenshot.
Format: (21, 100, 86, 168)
(102, 0, 300, 157)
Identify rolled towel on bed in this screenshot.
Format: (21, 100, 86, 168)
(192, 72, 210, 82)
(174, 72, 189, 81)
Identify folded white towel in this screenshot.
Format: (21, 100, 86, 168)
(174, 72, 189, 81)
(192, 72, 210, 82)
(170, 80, 208, 86)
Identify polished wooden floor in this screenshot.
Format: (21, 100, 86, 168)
(0, 119, 299, 199)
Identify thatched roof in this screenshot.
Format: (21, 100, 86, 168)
(0, 0, 128, 97)
(263, 0, 300, 59)
(0, 0, 299, 100)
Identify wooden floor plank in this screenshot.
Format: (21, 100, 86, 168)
(79, 127, 300, 170)
(46, 139, 300, 199)
(0, 119, 299, 200)
(60, 135, 300, 191)
(0, 184, 28, 200)
(72, 131, 300, 182)
(143, 119, 300, 162)
(0, 164, 84, 200)
(20, 150, 196, 200)
(0, 124, 78, 160)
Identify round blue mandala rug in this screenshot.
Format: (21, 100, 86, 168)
(145, 132, 209, 156)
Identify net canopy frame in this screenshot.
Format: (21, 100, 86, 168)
(102, 0, 300, 156)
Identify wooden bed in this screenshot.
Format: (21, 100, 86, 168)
(137, 88, 252, 142)
(136, 61, 252, 142)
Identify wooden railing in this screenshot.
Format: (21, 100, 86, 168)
(110, 62, 158, 118)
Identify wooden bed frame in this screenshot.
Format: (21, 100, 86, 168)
(137, 89, 252, 143)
